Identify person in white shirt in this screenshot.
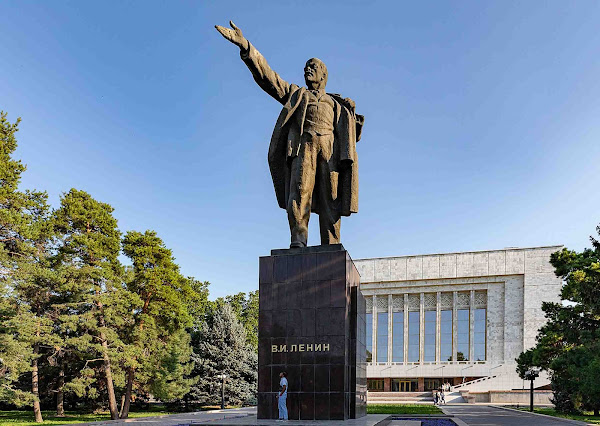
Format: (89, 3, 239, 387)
(277, 371, 288, 420)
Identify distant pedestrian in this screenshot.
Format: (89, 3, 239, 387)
(440, 390, 446, 404)
(433, 391, 439, 405)
(277, 371, 288, 420)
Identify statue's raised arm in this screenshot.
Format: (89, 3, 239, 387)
(215, 21, 248, 50)
(215, 21, 294, 104)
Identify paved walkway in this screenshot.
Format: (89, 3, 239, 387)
(189, 413, 389, 425)
(71, 407, 257, 426)
(69, 408, 388, 426)
(441, 405, 587, 425)
(71, 405, 591, 426)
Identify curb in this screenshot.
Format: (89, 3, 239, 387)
(491, 405, 590, 425)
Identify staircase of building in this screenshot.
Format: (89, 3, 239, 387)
(452, 375, 498, 391)
(443, 391, 466, 403)
(367, 391, 466, 404)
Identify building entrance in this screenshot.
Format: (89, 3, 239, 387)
(391, 379, 417, 392)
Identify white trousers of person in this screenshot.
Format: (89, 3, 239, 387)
(277, 394, 288, 420)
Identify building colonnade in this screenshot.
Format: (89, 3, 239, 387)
(365, 290, 487, 366)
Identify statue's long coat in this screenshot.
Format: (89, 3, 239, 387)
(241, 43, 364, 216)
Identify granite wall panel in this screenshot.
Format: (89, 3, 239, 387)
(258, 245, 366, 420)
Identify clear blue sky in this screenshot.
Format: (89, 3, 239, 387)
(2, 1, 599, 299)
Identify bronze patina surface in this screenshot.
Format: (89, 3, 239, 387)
(216, 22, 364, 248)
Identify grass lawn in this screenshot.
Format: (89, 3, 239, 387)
(516, 407, 600, 424)
(367, 404, 443, 415)
(0, 409, 174, 426)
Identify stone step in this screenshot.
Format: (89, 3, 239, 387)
(368, 392, 432, 398)
(369, 397, 433, 402)
(367, 400, 435, 405)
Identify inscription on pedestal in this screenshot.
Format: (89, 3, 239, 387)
(257, 245, 366, 420)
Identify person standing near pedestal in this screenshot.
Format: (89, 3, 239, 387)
(277, 371, 288, 420)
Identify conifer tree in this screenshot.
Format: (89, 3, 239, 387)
(52, 189, 127, 419)
(0, 283, 35, 407)
(120, 230, 206, 418)
(186, 303, 257, 407)
(517, 224, 600, 415)
(216, 291, 259, 350)
(0, 111, 55, 422)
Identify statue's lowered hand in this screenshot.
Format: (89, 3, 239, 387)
(215, 21, 248, 50)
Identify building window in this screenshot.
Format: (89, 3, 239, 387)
(425, 379, 442, 391)
(377, 312, 388, 362)
(366, 313, 372, 362)
(392, 312, 404, 362)
(474, 308, 486, 361)
(440, 309, 453, 361)
(457, 308, 469, 361)
(368, 379, 384, 391)
(424, 310, 436, 362)
(408, 311, 420, 362)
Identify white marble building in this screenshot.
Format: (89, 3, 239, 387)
(354, 245, 562, 394)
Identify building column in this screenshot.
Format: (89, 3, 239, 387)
(384, 378, 391, 392)
(469, 290, 475, 362)
(452, 291, 458, 362)
(419, 293, 424, 364)
(436, 292, 441, 363)
(404, 293, 409, 363)
(418, 377, 425, 392)
(388, 294, 393, 364)
(373, 295, 378, 363)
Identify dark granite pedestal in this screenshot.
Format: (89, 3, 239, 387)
(257, 244, 367, 420)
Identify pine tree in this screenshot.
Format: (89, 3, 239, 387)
(186, 303, 257, 407)
(119, 230, 205, 418)
(52, 189, 127, 419)
(517, 224, 600, 415)
(0, 283, 35, 407)
(0, 111, 55, 422)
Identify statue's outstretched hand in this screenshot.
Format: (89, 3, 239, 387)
(215, 21, 248, 50)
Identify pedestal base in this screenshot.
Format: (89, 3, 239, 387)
(257, 244, 366, 420)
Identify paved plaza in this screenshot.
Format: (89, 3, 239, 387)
(71, 407, 388, 426)
(441, 405, 587, 425)
(71, 405, 590, 426)
(72, 407, 257, 426)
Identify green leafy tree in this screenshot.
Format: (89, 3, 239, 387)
(186, 303, 257, 407)
(120, 230, 207, 418)
(517, 225, 600, 415)
(52, 189, 127, 419)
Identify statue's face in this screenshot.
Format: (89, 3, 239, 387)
(304, 58, 327, 89)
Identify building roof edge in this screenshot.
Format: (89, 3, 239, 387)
(354, 245, 564, 262)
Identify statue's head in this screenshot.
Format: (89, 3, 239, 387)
(304, 58, 328, 90)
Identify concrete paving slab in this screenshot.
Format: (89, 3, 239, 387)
(441, 405, 587, 425)
(201, 414, 389, 425)
(67, 407, 256, 426)
(67, 408, 389, 426)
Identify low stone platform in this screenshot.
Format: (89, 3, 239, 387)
(69, 408, 388, 426)
(204, 414, 389, 425)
